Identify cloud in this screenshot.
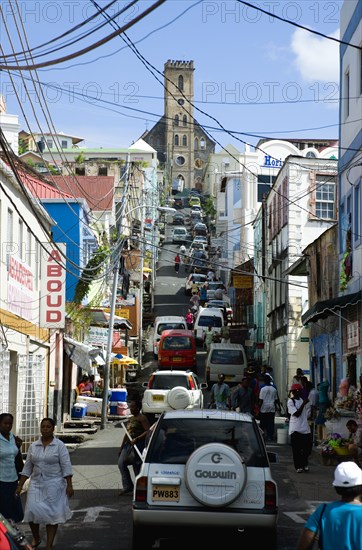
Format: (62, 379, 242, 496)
(291, 28, 339, 82)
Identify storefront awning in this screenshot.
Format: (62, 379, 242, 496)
(63, 336, 104, 373)
(301, 290, 362, 325)
(89, 309, 132, 330)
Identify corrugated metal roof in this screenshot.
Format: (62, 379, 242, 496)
(51, 176, 114, 212)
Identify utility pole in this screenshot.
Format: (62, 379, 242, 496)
(101, 153, 130, 430)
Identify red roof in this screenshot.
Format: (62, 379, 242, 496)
(21, 172, 73, 199)
(51, 176, 114, 212)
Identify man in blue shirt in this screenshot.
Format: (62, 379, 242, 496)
(296, 461, 362, 550)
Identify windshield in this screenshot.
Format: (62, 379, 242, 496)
(210, 350, 245, 366)
(161, 336, 193, 350)
(197, 315, 223, 327)
(147, 417, 267, 467)
(157, 323, 186, 335)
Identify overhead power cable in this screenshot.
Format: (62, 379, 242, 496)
(236, 0, 362, 51)
(0, 0, 166, 70)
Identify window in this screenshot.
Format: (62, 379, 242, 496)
(18, 220, 23, 260)
(175, 156, 185, 166)
(315, 175, 336, 219)
(354, 185, 360, 244)
(306, 151, 317, 158)
(46, 139, 53, 149)
(195, 159, 203, 169)
(75, 166, 85, 175)
(61, 140, 67, 148)
(200, 138, 205, 149)
(182, 135, 187, 146)
(26, 228, 32, 267)
(194, 137, 199, 151)
(178, 98, 184, 106)
(174, 115, 179, 126)
(98, 166, 107, 176)
(178, 75, 184, 91)
(345, 70, 350, 118)
(174, 134, 179, 146)
(183, 115, 187, 127)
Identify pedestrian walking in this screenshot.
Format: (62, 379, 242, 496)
(287, 384, 312, 473)
(220, 321, 230, 343)
(174, 254, 181, 273)
(296, 461, 362, 550)
(199, 283, 208, 306)
(118, 401, 150, 496)
(259, 375, 280, 441)
(16, 417, 74, 550)
(231, 376, 255, 414)
(0, 413, 24, 523)
(203, 326, 214, 352)
(291, 368, 304, 387)
(209, 374, 231, 410)
(315, 379, 331, 443)
(185, 308, 194, 330)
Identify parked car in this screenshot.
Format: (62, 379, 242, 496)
(193, 306, 224, 343)
(141, 370, 207, 421)
(132, 410, 278, 549)
(191, 235, 208, 246)
(157, 329, 197, 370)
(184, 273, 208, 295)
(205, 299, 233, 321)
(193, 222, 208, 237)
(172, 213, 185, 225)
(205, 343, 248, 389)
(189, 196, 201, 208)
(188, 242, 208, 256)
(172, 226, 188, 243)
(153, 316, 188, 358)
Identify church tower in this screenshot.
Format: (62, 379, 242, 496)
(141, 60, 215, 192)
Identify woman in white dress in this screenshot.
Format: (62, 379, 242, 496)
(16, 418, 74, 550)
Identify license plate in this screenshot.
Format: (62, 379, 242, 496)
(152, 485, 180, 502)
(224, 375, 234, 381)
(172, 357, 182, 361)
(152, 395, 164, 402)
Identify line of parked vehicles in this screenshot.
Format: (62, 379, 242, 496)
(131, 196, 278, 550)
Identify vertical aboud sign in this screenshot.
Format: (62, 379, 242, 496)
(40, 243, 66, 329)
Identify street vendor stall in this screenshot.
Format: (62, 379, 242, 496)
(111, 353, 141, 386)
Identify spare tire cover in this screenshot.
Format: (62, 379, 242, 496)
(167, 386, 192, 410)
(185, 443, 246, 507)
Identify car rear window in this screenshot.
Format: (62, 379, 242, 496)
(191, 275, 206, 283)
(161, 336, 193, 350)
(157, 323, 186, 335)
(152, 375, 189, 389)
(210, 350, 244, 365)
(197, 315, 223, 327)
(147, 418, 266, 467)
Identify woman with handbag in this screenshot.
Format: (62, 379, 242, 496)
(118, 401, 150, 496)
(0, 413, 24, 523)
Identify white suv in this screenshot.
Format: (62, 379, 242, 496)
(141, 370, 207, 421)
(132, 410, 278, 549)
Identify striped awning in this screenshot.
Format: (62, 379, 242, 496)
(301, 290, 362, 325)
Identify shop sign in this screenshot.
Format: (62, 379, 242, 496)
(40, 244, 66, 328)
(84, 326, 108, 346)
(115, 308, 130, 320)
(233, 275, 253, 289)
(7, 254, 35, 322)
(347, 321, 359, 349)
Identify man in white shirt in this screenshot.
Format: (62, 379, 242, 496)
(287, 384, 311, 473)
(259, 375, 280, 441)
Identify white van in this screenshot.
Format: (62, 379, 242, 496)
(172, 226, 188, 243)
(153, 316, 187, 358)
(193, 307, 224, 343)
(205, 343, 248, 389)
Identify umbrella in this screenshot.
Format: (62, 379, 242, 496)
(111, 354, 138, 365)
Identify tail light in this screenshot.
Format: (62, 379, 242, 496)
(188, 375, 196, 390)
(264, 481, 277, 509)
(134, 476, 148, 503)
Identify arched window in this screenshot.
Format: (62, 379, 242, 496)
(194, 137, 199, 151)
(149, 136, 153, 146)
(174, 115, 179, 126)
(178, 75, 184, 91)
(156, 137, 161, 147)
(183, 115, 187, 127)
(182, 135, 187, 146)
(200, 138, 206, 149)
(174, 134, 179, 146)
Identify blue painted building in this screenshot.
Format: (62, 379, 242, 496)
(41, 198, 98, 302)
